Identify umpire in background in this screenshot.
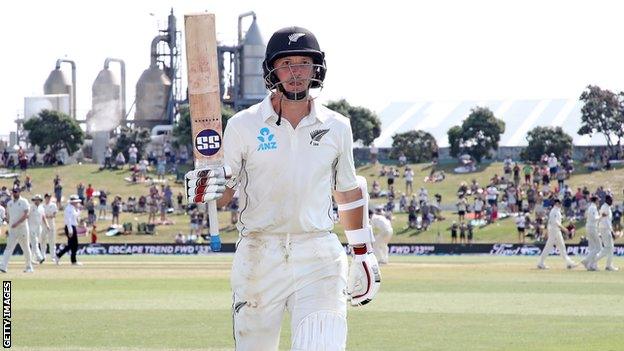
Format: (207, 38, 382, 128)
(57, 195, 82, 265)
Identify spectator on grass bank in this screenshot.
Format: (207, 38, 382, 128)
(86, 184, 94, 201)
(76, 183, 85, 203)
(98, 190, 108, 218)
(103, 146, 113, 169)
(450, 222, 458, 244)
(111, 196, 121, 225)
(404, 166, 414, 195)
(128, 144, 138, 167)
(369, 143, 378, 164)
(115, 152, 126, 168)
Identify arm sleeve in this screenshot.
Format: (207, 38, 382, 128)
(334, 122, 358, 192)
(223, 121, 246, 186)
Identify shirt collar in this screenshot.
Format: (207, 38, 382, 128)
(260, 95, 328, 124)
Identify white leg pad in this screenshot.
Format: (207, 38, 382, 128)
(291, 310, 347, 351)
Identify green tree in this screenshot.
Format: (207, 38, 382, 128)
(447, 106, 505, 162)
(173, 104, 236, 148)
(23, 109, 84, 155)
(578, 85, 624, 155)
(389, 130, 438, 163)
(520, 126, 573, 162)
(114, 126, 151, 159)
(325, 99, 381, 146)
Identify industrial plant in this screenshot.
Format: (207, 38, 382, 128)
(16, 9, 266, 164)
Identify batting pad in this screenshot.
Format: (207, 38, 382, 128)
(291, 310, 347, 351)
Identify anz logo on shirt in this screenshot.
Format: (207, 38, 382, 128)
(256, 127, 277, 151)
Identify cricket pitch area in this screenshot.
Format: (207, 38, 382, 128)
(4, 255, 623, 350)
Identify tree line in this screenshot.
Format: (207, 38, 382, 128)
(21, 84, 623, 164)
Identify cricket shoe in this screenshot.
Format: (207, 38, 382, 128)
(23, 267, 34, 273)
(72, 262, 83, 266)
(537, 264, 549, 270)
(0, 268, 6, 273)
(605, 266, 619, 271)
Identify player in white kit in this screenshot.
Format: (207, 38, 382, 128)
(370, 208, 393, 264)
(537, 198, 577, 270)
(595, 194, 618, 271)
(41, 193, 59, 262)
(0, 188, 34, 273)
(27, 194, 47, 264)
(186, 26, 380, 350)
(581, 195, 600, 271)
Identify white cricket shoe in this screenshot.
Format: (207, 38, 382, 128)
(53, 257, 59, 265)
(72, 262, 83, 266)
(23, 267, 34, 273)
(0, 268, 6, 273)
(537, 264, 549, 270)
(605, 266, 619, 271)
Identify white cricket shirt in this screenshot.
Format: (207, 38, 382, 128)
(586, 203, 599, 227)
(223, 95, 358, 235)
(370, 214, 393, 236)
(599, 203, 612, 230)
(28, 203, 44, 227)
(43, 202, 58, 218)
(547, 206, 562, 231)
(7, 197, 30, 229)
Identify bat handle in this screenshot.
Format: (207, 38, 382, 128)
(208, 200, 221, 252)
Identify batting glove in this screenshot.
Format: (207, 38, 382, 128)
(210, 234, 222, 252)
(185, 165, 232, 203)
(347, 245, 381, 306)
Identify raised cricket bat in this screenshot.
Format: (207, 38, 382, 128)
(184, 13, 223, 251)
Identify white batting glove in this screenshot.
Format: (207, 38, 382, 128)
(185, 165, 232, 203)
(347, 245, 381, 306)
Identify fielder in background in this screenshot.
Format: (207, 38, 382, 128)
(370, 207, 393, 264)
(581, 195, 600, 271)
(0, 188, 34, 273)
(186, 26, 381, 350)
(27, 194, 47, 265)
(595, 194, 618, 271)
(42, 193, 58, 263)
(537, 198, 577, 270)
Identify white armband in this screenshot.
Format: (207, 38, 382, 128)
(337, 198, 367, 212)
(345, 226, 374, 246)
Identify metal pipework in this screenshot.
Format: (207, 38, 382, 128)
(238, 11, 256, 44)
(150, 35, 169, 67)
(55, 59, 76, 118)
(104, 58, 127, 119)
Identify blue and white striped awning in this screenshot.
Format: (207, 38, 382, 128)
(373, 99, 608, 147)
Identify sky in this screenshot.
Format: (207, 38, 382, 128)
(1, 0, 624, 137)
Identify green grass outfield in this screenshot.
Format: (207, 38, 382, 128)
(4, 255, 624, 350)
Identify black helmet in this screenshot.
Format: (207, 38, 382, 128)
(262, 26, 327, 91)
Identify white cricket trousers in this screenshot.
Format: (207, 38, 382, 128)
(40, 223, 56, 259)
(29, 225, 44, 261)
(231, 232, 348, 351)
(596, 227, 614, 268)
(538, 228, 574, 266)
(581, 225, 600, 267)
(0, 229, 33, 271)
(373, 231, 392, 264)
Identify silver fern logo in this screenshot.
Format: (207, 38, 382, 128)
(288, 33, 306, 45)
(310, 129, 330, 146)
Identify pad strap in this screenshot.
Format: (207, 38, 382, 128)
(337, 198, 366, 212)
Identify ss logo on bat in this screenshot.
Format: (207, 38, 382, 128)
(195, 129, 221, 156)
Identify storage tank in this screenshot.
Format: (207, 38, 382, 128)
(240, 18, 266, 100)
(44, 59, 76, 118)
(134, 64, 172, 128)
(90, 68, 121, 133)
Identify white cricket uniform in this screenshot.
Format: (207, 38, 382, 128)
(538, 206, 574, 267)
(41, 202, 58, 259)
(0, 197, 32, 271)
(596, 203, 614, 268)
(581, 203, 600, 268)
(224, 96, 357, 350)
(370, 214, 393, 264)
(27, 203, 45, 261)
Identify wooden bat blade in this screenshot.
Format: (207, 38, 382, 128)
(184, 13, 223, 169)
